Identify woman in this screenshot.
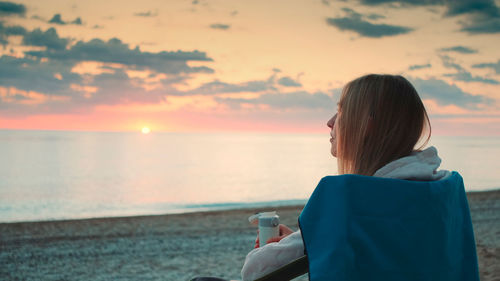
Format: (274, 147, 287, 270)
(241, 74, 451, 281)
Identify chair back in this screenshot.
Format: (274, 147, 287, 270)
(298, 172, 479, 281)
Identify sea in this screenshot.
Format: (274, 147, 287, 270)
(0, 130, 499, 223)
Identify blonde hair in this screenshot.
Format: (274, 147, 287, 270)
(337, 74, 431, 176)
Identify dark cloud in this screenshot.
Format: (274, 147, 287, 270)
(360, 0, 443, 6)
(360, 0, 500, 17)
(0, 1, 26, 16)
(439, 46, 478, 54)
(80, 69, 166, 106)
(186, 79, 274, 95)
(257, 91, 334, 109)
(444, 72, 499, 84)
(134, 11, 157, 17)
(460, 17, 500, 34)
(22, 28, 69, 50)
(25, 35, 213, 74)
(217, 91, 335, 110)
(1, 24, 25, 35)
(339, 7, 385, 21)
(326, 7, 413, 38)
(48, 14, 83, 25)
(1, 59, 303, 115)
(277, 76, 302, 87)
(182, 73, 304, 96)
(440, 55, 499, 84)
(473, 59, 500, 74)
(49, 14, 65, 25)
(440, 55, 462, 71)
(0, 58, 169, 115)
(0, 21, 26, 45)
(30, 14, 44, 21)
(411, 77, 494, 109)
(408, 63, 431, 70)
(359, 0, 500, 34)
(0, 26, 217, 115)
(72, 17, 82, 25)
(0, 55, 81, 96)
(445, 0, 499, 17)
(451, 0, 500, 34)
(366, 13, 386, 20)
(209, 23, 230, 30)
(0, 52, 200, 115)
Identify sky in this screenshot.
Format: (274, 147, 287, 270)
(0, 0, 499, 135)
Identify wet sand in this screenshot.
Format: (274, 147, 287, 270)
(1, 189, 499, 281)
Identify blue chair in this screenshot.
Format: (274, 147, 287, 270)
(299, 172, 479, 281)
(191, 172, 479, 281)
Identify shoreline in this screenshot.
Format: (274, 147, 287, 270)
(0, 198, 309, 225)
(1, 188, 499, 225)
(1, 189, 499, 280)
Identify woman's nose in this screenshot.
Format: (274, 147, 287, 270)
(327, 113, 337, 129)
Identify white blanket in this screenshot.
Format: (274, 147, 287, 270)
(241, 146, 450, 281)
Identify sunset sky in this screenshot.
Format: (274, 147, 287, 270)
(0, 0, 499, 135)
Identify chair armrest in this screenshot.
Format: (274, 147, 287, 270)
(253, 255, 308, 281)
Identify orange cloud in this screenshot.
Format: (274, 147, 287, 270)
(71, 61, 120, 75)
(0, 87, 69, 105)
(70, 84, 98, 99)
(423, 99, 469, 115)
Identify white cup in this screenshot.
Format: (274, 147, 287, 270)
(249, 211, 280, 246)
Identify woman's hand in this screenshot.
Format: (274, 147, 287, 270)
(254, 224, 294, 248)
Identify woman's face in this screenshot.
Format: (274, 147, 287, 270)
(327, 113, 339, 157)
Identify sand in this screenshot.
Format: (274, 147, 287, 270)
(1, 189, 499, 281)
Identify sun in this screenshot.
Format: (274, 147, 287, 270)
(141, 127, 151, 134)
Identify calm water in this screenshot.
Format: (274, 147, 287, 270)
(0, 130, 499, 222)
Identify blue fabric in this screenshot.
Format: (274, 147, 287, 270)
(298, 172, 479, 281)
